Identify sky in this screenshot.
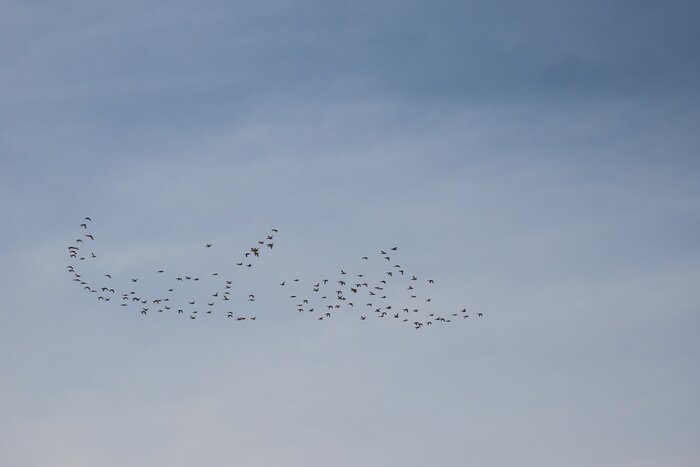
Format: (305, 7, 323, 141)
(1, 1, 700, 466)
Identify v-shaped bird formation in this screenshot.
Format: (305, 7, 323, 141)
(66, 217, 481, 329)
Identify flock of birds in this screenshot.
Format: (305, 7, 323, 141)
(66, 217, 482, 329)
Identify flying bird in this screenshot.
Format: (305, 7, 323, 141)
(66, 216, 470, 331)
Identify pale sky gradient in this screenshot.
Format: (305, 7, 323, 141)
(1, 1, 699, 466)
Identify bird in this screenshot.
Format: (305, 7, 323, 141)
(66, 216, 470, 332)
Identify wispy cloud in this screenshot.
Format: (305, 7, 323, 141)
(1, 1, 699, 466)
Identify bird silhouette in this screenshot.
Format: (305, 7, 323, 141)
(66, 217, 473, 329)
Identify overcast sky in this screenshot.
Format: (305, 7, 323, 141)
(1, 1, 700, 466)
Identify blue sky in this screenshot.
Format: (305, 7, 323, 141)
(1, 1, 699, 466)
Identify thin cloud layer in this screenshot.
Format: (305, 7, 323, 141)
(1, 1, 699, 466)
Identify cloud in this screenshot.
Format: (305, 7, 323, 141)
(1, 1, 700, 466)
